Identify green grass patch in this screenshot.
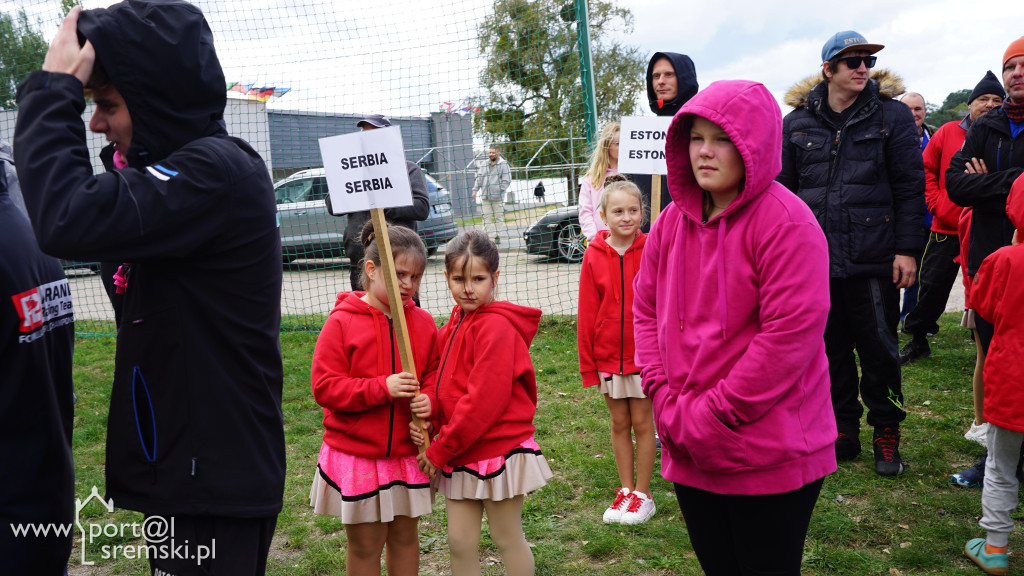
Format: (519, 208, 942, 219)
(67, 314, 1005, 574)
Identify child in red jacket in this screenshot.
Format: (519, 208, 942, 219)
(576, 175, 656, 525)
(412, 230, 552, 576)
(964, 174, 1024, 575)
(309, 222, 439, 576)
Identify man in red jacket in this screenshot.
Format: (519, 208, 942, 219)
(900, 72, 1005, 364)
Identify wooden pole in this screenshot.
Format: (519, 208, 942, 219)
(370, 208, 430, 451)
(650, 175, 662, 223)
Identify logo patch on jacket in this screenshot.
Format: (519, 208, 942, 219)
(10, 279, 74, 337)
(146, 164, 179, 182)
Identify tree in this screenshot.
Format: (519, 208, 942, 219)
(926, 88, 971, 127)
(475, 0, 645, 183)
(0, 9, 47, 109)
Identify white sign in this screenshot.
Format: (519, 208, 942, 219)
(618, 116, 673, 175)
(319, 127, 412, 213)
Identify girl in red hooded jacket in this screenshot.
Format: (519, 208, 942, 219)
(963, 174, 1024, 574)
(309, 223, 439, 576)
(576, 175, 656, 525)
(412, 230, 552, 576)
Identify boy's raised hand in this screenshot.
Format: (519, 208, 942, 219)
(43, 6, 95, 86)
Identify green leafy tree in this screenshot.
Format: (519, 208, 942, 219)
(926, 88, 971, 126)
(475, 0, 645, 183)
(0, 8, 47, 109)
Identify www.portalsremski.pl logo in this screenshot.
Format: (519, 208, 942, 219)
(8, 486, 215, 565)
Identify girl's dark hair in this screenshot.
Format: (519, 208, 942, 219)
(358, 219, 427, 290)
(444, 230, 499, 277)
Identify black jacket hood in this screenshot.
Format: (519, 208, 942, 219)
(77, 0, 227, 166)
(646, 51, 698, 116)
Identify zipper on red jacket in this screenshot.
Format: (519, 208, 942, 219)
(435, 312, 466, 423)
(386, 317, 396, 458)
(619, 253, 625, 375)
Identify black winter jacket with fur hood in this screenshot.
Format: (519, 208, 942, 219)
(778, 70, 926, 278)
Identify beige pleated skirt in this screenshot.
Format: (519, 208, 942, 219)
(309, 442, 433, 524)
(438, 437, 553, 501)
(598, 373, 645, 400)
(961, 308, 977, 330)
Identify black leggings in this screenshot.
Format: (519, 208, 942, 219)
(674, 478, 824, 576)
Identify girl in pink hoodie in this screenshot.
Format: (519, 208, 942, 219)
(633, 80, 836, 575)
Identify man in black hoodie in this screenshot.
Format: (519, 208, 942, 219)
(629, 52, 698, 231)
(14, 2, 285, 573)
(0, 138, 75, 574)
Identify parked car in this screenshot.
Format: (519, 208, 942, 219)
(522, 204, 586, 263)
(274, 167, 459, 262)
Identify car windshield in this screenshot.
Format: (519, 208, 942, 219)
(275, 178, 313, 204)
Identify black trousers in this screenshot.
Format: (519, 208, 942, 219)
(674, 478, 825, 576)
(148, 515, 277, 576)
(826, 277, 906, 428)
(903, 232, 961, 338)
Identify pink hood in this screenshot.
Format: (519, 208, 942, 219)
(633, 80, 836, 494)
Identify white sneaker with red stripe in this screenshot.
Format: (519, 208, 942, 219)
(619, 491, 656, 525)
(602, 487, 631, 523)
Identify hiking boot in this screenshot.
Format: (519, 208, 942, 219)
(619, 491, 656, 525)
(952, 455, 986, 488)
(899, 338, 931, 365)
(835, 420, 861, 461)
(965, 538, 1009, 575)
(873, 426, 905, 476)
(602, 487, 630, 524)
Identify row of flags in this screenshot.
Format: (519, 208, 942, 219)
(440, 101, 481, 116)
(226, 82, 291, 102)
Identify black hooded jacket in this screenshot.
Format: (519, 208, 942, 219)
(14, 0, 286, 518)
(0, 140, 75, 572)
(646, 51, 699, 117)
(631, 52, 699, 230)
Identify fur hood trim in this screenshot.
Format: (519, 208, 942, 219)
(783, 68, 905, 110)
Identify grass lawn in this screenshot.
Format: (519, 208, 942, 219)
(67, 313, 1009, 575)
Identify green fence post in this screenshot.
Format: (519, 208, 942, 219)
(575, 0, 598, 146)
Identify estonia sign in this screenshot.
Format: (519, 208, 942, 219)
(319, 126, 413, 213)
(618, 116, 673, 176)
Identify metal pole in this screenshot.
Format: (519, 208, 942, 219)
(574, 0, 598, 146)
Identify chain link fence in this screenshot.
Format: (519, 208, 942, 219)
(0, 0, 621, 336)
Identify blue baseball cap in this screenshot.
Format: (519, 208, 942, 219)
(821, 30, 884, 62)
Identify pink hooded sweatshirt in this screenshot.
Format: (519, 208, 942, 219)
(633, 80, 836, 495)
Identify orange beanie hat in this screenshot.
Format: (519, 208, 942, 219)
(1005, 36, 1024, 66)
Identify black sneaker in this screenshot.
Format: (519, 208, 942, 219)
(873, 426, 905, 476)
(898, 338, 931, 365)
(835, 421, 861, 461)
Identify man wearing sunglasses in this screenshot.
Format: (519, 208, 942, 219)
(779, 30, 925, 477)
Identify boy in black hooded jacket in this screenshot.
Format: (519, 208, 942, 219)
(14, 2, 285, 573)
(627, 52, 698, 232)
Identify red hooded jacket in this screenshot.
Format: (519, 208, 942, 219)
(976, 174, 1024, 432)
(422, 301, 542, 468)
(923, 120, 968, 234)
(311, 292, 440, 458)
(577, 230, 647, 387)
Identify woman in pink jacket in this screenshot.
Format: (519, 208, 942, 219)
(633, 80, 835, 576)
